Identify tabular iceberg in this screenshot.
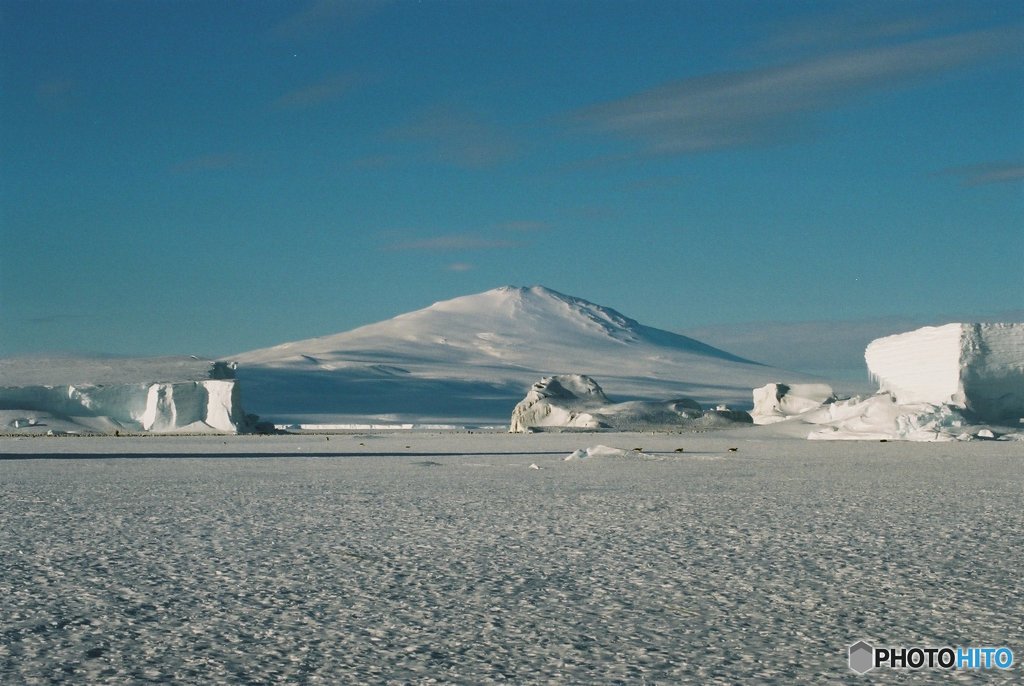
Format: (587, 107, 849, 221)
(753, 322, 1023, 441)
(0, 359, 252, 434)
(865, 323, 1024, 421)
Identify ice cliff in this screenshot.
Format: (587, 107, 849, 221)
(754, 323, 1023, 441)
(865, 323, 1024, 421)
(1, 361, 251, 433)
(509, 374, 750, 433)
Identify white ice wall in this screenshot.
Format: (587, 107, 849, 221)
(865, 324, 965, 405)
(865, 323, 1024, 421)
(0, 380, 247, 433)
(202, 380, 242, 433)
(960, 323, 1024, 420)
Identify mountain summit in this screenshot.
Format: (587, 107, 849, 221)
(240, 286, 751, 366)
(234, 286, 805, 425)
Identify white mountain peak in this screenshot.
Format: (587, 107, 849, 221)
(413, 285, 643, 341)
(237, 285, 750, 366)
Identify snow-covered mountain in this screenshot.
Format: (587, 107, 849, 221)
(234, 285, 817, 425)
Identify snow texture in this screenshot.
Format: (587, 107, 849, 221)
(509, 375, 612, 432)
(865, 323, 1024, 421)
(1, 431, 1021, 684)
(803, 394, 972, 442)
(508, 374, 747, 433)
(749, 388, 1021, 443)
(564, 444, 632, 460)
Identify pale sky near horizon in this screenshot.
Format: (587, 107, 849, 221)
(2, 0, 1022, 367)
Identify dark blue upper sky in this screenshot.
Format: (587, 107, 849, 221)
(2, 0, 1022, 358)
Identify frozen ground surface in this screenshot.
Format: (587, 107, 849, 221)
(1, 431, 1021, 684)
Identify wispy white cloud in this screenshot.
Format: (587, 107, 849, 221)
(941, 161, 1024, 187)
(351, 154, 400, 170)
(574, 23, 1021, 156)
(446, 262, 476, 272)
(384, 223, 546, 254)
(491, 220, 551, 233)
(171, 152, 243, 174)
(388, 233, 519, 251)
(20, 313, 91, 325)
(754, 5, 957, 57)
(622, 175, 689, 192)
(388, 106, 519, 168)
(273, 73, 359, 110)
(270, 0, 385, 42)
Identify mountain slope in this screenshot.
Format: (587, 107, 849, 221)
(234, 286, 815, 425)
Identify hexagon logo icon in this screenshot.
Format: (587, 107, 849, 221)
(849, 640, 875, 674)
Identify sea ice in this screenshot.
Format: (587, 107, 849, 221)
(1, 431, 1020, 684)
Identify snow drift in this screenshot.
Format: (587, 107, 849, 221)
(752, 388, 1017, 442)
(509, 374, 750, 433)
(802, 395, 972, 442)
(865, 323, 1024, 421)
(564, 445, 637, 460)
(751, 383, 837, 425)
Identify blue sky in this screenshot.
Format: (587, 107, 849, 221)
(2, 0, 1022, 366)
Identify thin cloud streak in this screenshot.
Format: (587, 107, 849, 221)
(575, 25, 1021, 156)
(171, 152, 243, 174)
(273, 74, 359, 110)
(388, 107, 519, 168)
(387, 234, 519, 251)
(755, 6, 956, 57)
(270, 0, 384, 42)
(942, 162, 1024, 187)
(492, 220, 551, 233)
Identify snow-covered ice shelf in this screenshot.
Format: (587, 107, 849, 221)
(2, 432, 1021, 684)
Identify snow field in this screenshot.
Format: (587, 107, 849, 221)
(2, 432, 1021, 684)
